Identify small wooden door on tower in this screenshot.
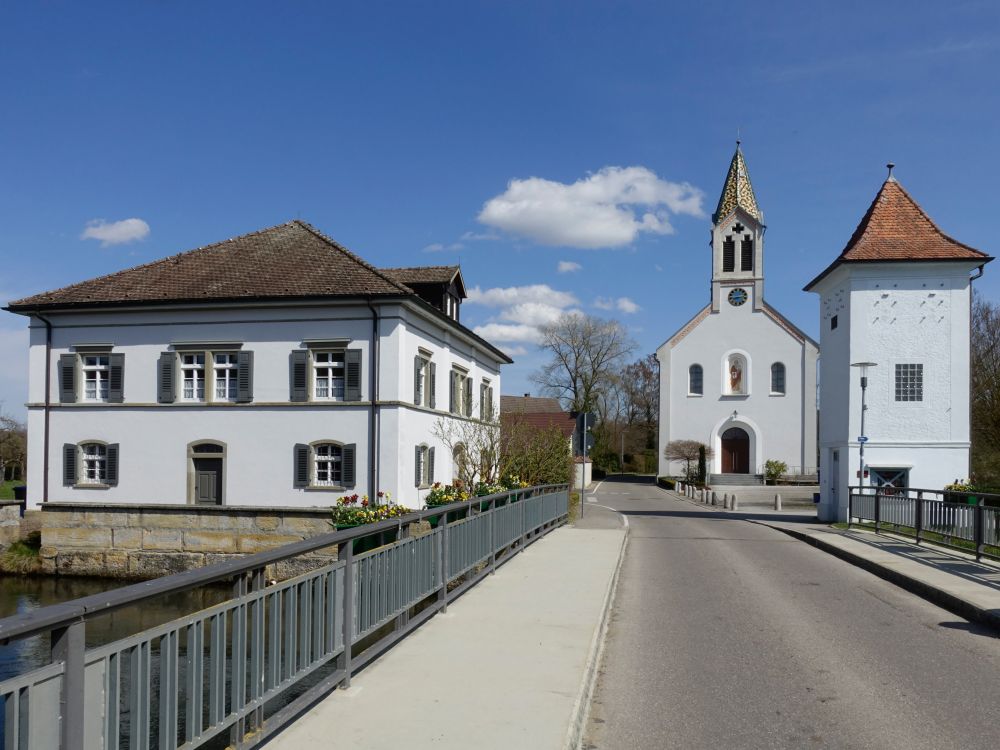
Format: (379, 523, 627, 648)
(721, 427, 750, 474)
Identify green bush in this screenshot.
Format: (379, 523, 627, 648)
(763, 459, 788, 485)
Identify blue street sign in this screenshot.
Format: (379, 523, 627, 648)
(857, 436, 869, 443)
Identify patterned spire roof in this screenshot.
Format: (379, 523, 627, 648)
(712, 143, 761, 225)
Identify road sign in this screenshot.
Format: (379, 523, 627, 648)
(857, 436, 868, 443)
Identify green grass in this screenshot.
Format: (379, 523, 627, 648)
(0, 531, 41, 574)
(0, 480, 18, 500)
(568, 492, 581, 524)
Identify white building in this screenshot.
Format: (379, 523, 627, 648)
(5, 221, 509, 510)
(806, 168, 992, 522)
(657, 145, 819, 480)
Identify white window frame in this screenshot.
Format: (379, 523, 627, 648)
(480, 379, 494, 419)
(80, 442, 107, 485)
(313, 443, 344, 487)
(82, 355, 110, 402)
(313, 351, 346, 401)
(417, 355, 432, 407)
(213, 353, 239, 402)
(181, 353, 206, 402)
(770, 362, 786, 396)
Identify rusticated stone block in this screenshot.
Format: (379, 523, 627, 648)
(184, 530, 238, 553)
(56, 550, 107, 576)
(127, 552, 205, 579)
(137, 512, 202, 530)
(104, 551, 130, 576)
(205, 553, 243, 567)
(84, 511, 131, 528)
(238, 534, 303, 554)
(280, 516, 331, 535)
(38, 545, 58, 559)
(113, 528, 143, 549)
(46, 526, 113, 549)
(142, 529, 183, 551)
(254, 516, 281, 531)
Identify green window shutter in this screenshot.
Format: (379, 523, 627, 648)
(428, 447, 435, 484)
(157, 352, 175, 404)
(63, 443, 77, 486)
(429, 362, 437, 409)
(59, 354, 77, 403)
(236, 351, 254, 402)
(414, 355, 422, 405)
(415, 446, 422, 487)
(108, 353, 125, 403)
(106, 444, 120, 486)
(293, 443, 310, 488)
(342, 443, 356, 487)
(289, 350, 309, 402)
(480, 383, 486, 417)
(449, 372, 456, 414)
(345, 349, 362, 401)
(463, 378, 472, 417)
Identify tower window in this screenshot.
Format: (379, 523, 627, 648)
(741, 236, 753, 272)
(831, 315, 838, 330)
(895, 364, 923, 402)
(722, 236, 735, 272)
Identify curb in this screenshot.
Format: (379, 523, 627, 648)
(757, 521, 1000, 635)
(564, 523, 629, 750)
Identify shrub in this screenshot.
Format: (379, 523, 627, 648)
(657, 476, 676, 490)
(763, 460, 788, 485)
(330, 491, 410, 526)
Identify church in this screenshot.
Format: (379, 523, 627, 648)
(657, 145, 819, 481)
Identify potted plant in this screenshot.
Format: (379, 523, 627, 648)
(763, 460, 788, 486)
(330, 491, 410, 552)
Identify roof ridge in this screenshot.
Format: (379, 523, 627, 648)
(290, 220, 415, 295)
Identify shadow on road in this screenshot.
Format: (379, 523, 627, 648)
(596, 473, 657, 484)
(621, 508, 818, 524)
(936, 620, 1000, 639)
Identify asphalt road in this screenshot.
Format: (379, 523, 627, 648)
(580, 477, 1000, 750)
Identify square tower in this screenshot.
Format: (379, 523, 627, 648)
(806, 168, 992, 522)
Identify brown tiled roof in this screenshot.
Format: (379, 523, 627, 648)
(500, 395, 565, 414)
(806, 178, 992, 290)
(382, 266, 459, 286)
(7, 221, 415, 310)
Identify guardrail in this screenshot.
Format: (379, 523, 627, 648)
(0, 484, 569, 750)
(848, 486, 1000, 562)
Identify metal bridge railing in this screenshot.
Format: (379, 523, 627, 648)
(0, 484, 569, 750)
(847, 486, 1000, 563)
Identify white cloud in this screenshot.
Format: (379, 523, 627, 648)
(460, 230, 500, 241)
(501, 345, 529, 358)
(472, 323, 545, 344)
(422, 242, 445, 252)
(557, 260, 582, 274)
(593, 296, 640, 313)
(477, 166, 704, 249)
(616, 297, 640, 314)
(467, 284, 578, 309)
(80, 218, 150, 246)
(500, 302, 568, 327)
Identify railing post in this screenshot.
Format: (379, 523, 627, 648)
(439, 514, 450, 613)
(489, 497, 497, 575)
(51, 619, 86, 750)
(915, 491, 923, 545)
(340, 539, 355, 688)
(874, 490, 881, 534)
(848, 488, 853, 529)
(975, 498, 984, 562)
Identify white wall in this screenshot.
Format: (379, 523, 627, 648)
(813, 261, 979, 521)
(658, 285, 817, 478)
(24, 299, 504, 509)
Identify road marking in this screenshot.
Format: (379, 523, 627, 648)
(590, 503, 629, 529)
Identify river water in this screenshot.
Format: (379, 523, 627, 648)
(0, 574, 230, 683)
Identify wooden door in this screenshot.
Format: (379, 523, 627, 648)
(193, 457, 223, 505)
(720, 428, 750, 474)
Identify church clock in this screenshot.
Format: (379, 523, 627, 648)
(727, 288, 748, 306)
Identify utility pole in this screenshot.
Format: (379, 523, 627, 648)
(851, 362, 877, 491)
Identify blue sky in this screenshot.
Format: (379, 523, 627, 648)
(2, 1, 999, 417)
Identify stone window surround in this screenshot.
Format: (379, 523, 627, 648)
(186, 440, 227, 505)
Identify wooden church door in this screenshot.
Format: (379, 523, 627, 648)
(721, 427, 750, 474)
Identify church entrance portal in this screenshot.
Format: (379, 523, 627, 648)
(721, 427, 750, 474)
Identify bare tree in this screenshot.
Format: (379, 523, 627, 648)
(621, 354, 659, 450)
(432, 413, 504, 488)
(0, 411, 26, 483)
(532, 313, 636, 413)
(971, 293, 1000, 484)
(663, 440, 713, 481)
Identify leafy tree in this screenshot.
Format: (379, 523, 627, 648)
(0, 411, 26, 483)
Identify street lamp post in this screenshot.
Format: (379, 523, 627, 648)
(850, 361, 878, 490)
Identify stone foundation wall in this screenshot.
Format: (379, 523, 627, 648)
(39, 502, 340, 580)
(0, 501, 26, 546)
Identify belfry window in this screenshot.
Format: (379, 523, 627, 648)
(741, 236, 754, 272)
(722, 236, 735, 272)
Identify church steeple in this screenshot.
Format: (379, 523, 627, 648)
(712, 141, 762, 225)
(710, 143, 765, 312)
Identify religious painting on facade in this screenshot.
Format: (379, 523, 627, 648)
(727, 355, 745, 395)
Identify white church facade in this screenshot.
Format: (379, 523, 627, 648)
(807, 168, 991, 522)
(658, 146, 819, 481)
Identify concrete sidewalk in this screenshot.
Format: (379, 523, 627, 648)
(664, 485, 1000, 633)
(266, 526, 627, 750)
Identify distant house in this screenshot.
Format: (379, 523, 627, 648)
(5, 221, 511, 509)
(500, 395, 576, 445)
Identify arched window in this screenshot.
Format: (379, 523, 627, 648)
(770, 363, 786, 395)
(688, 364, 703, 395)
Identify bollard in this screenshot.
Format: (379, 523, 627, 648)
(711, 490, 717, 506)
(722, 493, 729, 509)
(774, 494, 782, 511)
(731, 493, 739, 511)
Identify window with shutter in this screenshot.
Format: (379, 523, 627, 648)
(463, 378, 472, 417)
(59, 354, 77, 403)
(63, 443, 77, 486)
(293, 444, 310, 487)
(345, 349, 362, 401)
(158, 352, 176, 403)
(342, 444, 356, 487)
(741, 236, 754, 272)
(428, 362, 437, 409)
(427, 447, 435, 484)
(722, 236, 735, 273)
(236, 351, 254, 402)
(415, 445, 423, 487)
(108, 354, 125, 403)
(290, 350, 309, 402)
(106, 444, 120, 486)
